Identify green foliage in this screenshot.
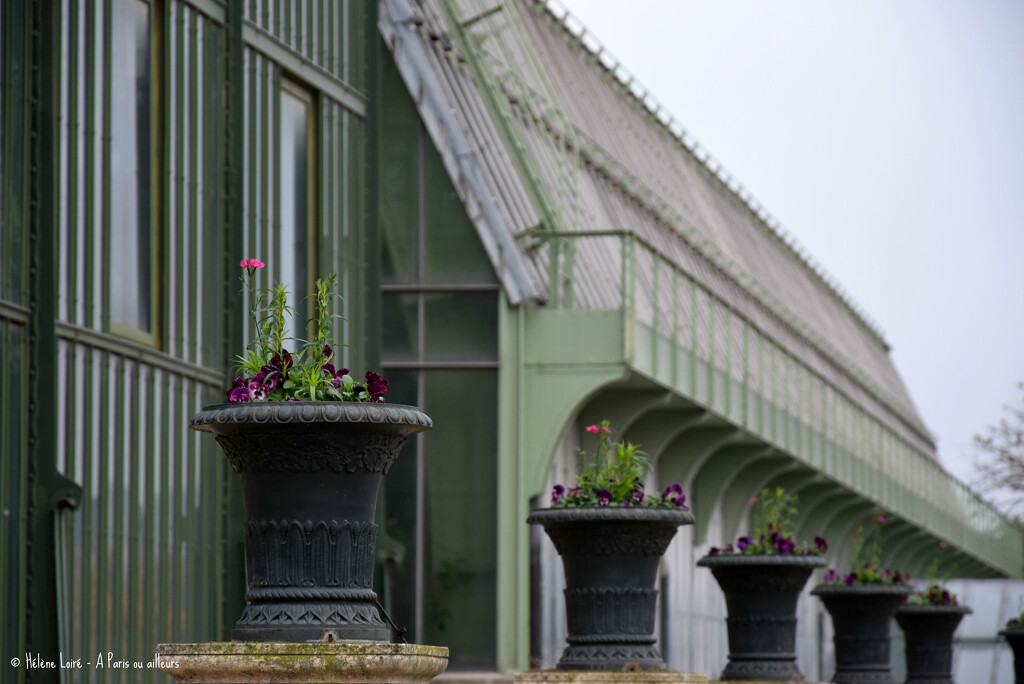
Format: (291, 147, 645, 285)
(228, 263, 388, 404)
(824, 522, 909, 586)
(709, 487, 827, 556)
(549, 421, 689, 509)
(907, 555, 959, 606)
(752, 487, 798, 539)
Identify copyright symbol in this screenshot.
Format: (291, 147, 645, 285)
(10, 658, 19, 667)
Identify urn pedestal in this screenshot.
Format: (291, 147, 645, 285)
(697, 554, 825, 681)
(156, 642, 449, 683)
(527, 507, 694, 671)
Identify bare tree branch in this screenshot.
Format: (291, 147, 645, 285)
(971, 382, 1024, 518)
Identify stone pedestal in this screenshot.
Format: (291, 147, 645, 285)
(514, 671, 706, 684)
(156, 642, 448, 683)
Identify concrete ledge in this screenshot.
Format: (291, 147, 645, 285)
(515, 671, 707, 683)
(156, 642, 449, 683)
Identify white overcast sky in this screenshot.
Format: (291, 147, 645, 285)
(557, 1, 1024, 497)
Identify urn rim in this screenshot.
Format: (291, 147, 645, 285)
(811, 582, 913, 597)
(895, 604, 972, 616)
(527, 506, 695, 526)
(697, 553, 827, 568)
(190, 401, 432, 432)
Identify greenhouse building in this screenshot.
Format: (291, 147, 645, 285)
(1, 0, 1019, 682)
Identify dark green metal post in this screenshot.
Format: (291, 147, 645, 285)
(220, 0, 248, 637)
(24, 0, 82, 681)
(364, 0, 381, 372)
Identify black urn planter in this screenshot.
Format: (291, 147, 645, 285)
(191, 401, 432, 642)
(527, 507, 694, 670)
(1000, 628, 1024, 684)
(697, 554, 825, 681)
(812, 584, 913, 684)
(895, 604, 971, 684)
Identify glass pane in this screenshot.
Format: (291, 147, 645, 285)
(378, 370, 418, 639)
(424, 292, 497, 362)
(423, 143, 496, 285)
(382, 293, 418, 362)
(379, 55, 419, 284)
(280, 86, 310, 343)
(109, 0, 151, 331)
(423, 369, 498, 669)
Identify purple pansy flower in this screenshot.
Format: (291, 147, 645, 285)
(551, 484, 565, 505)
(365, 371, 389, 403)
(595, 489, 613, 506)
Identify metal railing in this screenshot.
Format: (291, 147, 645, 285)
(530, 230, 1021, 575)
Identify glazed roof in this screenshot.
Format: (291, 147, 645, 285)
(380, 0, 935, 454)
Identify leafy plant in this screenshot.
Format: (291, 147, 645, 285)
(549, 421, 688, 509)
(823, 518, 909, 586)
(907, 553, 959, 606)
(227, 259, 388, 404)
(708, 487, 827, 556)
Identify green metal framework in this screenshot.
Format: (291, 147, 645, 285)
(522, 230, 1020, 575)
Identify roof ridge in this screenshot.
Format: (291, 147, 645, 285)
(535, 0, 891, 350)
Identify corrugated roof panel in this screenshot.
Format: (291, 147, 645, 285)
(383, 0, 936, 455)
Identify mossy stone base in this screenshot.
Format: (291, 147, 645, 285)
(514, 671, 706, 683)
(156, 642, 448, 683)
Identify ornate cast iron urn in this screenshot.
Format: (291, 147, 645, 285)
(191, 401, 432, 642)
(1001, 627, 1024, 684)
(697, 554, 825, 681)
(527, 507, 694, 670)
(812, 583, 912, 684)
(895, 604, 971, 684)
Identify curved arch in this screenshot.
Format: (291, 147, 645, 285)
(522, 368, 627, 495)
(820, 501, 877, 554)
(793, 482, 849, 532)
(796, 488, 862, 567)
(621, 407, 708, 465)
(879, 519, 920, 553)
(657, 424, 751, 492)
(761, 467, 824, 499)
(689, 446, 781, 543)
(899, 535, 944, 578)
(578, 388, 678, 438)
(720, 454, 802, 544)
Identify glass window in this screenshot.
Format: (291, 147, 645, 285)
(424, 292, 498, 362)
(382, 293, 418, 362)
(423, 147, 496, 285)
(279, 81, 312, 342)
(109, 0, 152, 335)
(422, 369, 498, 669)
